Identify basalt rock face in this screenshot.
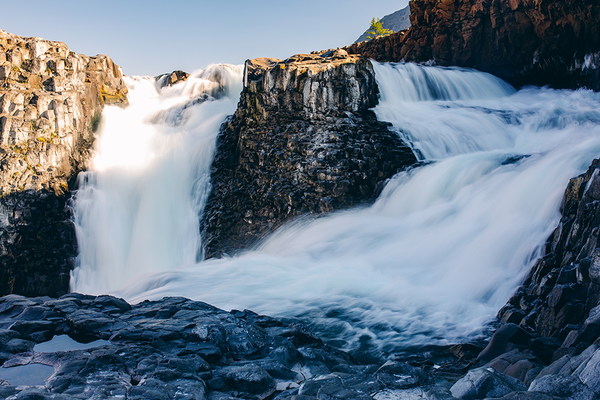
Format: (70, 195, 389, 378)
(155, 70, 190, 89)
(0, 30, 128, 297)
(466, 159, 600, 398)
(499, 160, 600, 356)
(201, 50, 417, 258)
(347, 0, 600, 90)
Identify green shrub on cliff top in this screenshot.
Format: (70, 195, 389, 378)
(366, 17, 393, 40)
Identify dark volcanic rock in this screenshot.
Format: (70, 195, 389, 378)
(346, 0, 600, 90)
(498, 160, 600, 352)
(0, 293, 471, 400)
(201, 50, 417, 258)
(0, 189, 76, 297)
(0, 29, 128, 297)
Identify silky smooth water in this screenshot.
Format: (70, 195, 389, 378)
(71, 64, 243, 294)
(72, 62, 600, 354)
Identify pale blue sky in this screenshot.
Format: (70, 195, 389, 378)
(2, 0, 409, 76)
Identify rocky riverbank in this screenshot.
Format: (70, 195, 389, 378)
(347, 0, 600, 90)
(4, 160, 600, 399)
(0, 29, 128, 297)
(0, 285, 599, 399)
(201, 50, 416, 258)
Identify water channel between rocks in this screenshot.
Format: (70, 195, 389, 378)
(70, 61, 600, 354)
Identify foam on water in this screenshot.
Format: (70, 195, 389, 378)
(72, 61, 600, 353)
(70, 64, 244, 294)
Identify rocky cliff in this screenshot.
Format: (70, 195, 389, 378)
(0, 29, 128, 297)
(347, 0, 600, 89)
(201, 50, 417, 258)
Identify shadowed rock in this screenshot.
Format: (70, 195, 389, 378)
(201, 50, 417, 258)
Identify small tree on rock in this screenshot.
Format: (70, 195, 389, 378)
(366, 17, 393, 40)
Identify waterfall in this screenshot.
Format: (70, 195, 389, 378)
(71, 61, 600, 354)
(70, 64, 244, 294)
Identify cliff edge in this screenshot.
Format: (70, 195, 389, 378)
(347, 0, 600, 89)
(0, 29, 128, 297)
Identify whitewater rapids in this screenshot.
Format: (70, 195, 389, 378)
(71, 61, 600, 354)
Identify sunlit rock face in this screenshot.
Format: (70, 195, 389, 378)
(0, 29, 128, 297)
(201, 50, 417, 258)
(347, 0, 600, 90)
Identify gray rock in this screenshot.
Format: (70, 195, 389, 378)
(219, 365, 276, 396)
(528, 374, 594, 400)
(450, 367, 527, 399)
(376, 361, 429, 390)
(0, 29, 128, 298)
(577, 346, 600, 394)
(489, 392, 561, 399)
(354, 5, 411, 43)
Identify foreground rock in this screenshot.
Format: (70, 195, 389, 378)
(3, 292, 600, 399)
(201, 50, 417, 258)
(0, 30, 128, 297)
(0, 294, 460, 400)
(347, 0, 600, 90)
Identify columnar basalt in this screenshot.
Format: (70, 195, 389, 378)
(0, 29, 128, 297)
(347, 0, 600, 89)
(201, 50, 417, 258)
(499, 160, 600, 354)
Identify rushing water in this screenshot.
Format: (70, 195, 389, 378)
(71, 64, 244, 294)
(71, 61, 600, 355)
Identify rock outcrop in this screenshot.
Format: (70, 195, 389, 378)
(452, 158, 600, 398)
(155, 70, 190, 89)
(347, 0, 600, 90)
(0, 30, 128, 297)
(201, 50, 417, 258)
(499, 159, 600, 357)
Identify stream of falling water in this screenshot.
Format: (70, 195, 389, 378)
(71, 61, 600, 354)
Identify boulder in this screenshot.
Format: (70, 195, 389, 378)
(528, 375, 594, 400)
(450, 367, 527, 399)
(201, 50, 416, 257)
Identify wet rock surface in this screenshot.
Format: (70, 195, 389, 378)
(0, 29, 128, 297)
(201, 50, 417, 258)
(0, 294, 476, 400)
(346, 0, 600, 90)
(2, 291, 600, 399)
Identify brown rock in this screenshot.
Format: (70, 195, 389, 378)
(346, 0, 600, 89)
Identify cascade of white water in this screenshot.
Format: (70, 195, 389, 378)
(70, 64, 244, 294)
(72, 61, 600, 352)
